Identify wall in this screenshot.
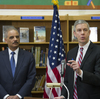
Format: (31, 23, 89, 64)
(0, 0, 99, 5)
(0, 9, 100, 16)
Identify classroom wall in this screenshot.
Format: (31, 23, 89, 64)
(0, 0, 99, 5)
(0, 9, 100, 16)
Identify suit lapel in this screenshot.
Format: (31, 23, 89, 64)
(2, 49, 13, 78)
(73, 46, 79, 61)
(80, 42, 94, 69)
(14, 49, 24, 79)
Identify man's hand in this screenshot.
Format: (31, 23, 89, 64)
(67, 60, 82, 75)
(6, 95, 20, 99)
(54, 96, 65, 99)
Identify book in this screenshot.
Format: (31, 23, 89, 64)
(32, 76, 38, 91)
(38, 75, 45, 91)
(31, 46, 35, 57)
(34, 26, 46, 42)
(89, 27, 98, 42)
(42, 52, 46, 66)
(35, 47, 41, 67)
(2, 25, 14, 42)
(39, 50, 44, 66)
(19, 27, 29, 42)
(71, 25, 78, 42)
(45, 48, 48, 66)
(35, 75, 42, 91)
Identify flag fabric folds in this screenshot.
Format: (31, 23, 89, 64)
(43, 4, 66, 99)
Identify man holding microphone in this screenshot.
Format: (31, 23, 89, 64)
(55, 20, 100, 99)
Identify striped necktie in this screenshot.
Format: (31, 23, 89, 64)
(73, 47, 83, 99)
(10, 52, 15, 77)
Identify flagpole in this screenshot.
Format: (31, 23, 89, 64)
(43, 0, 67, 98)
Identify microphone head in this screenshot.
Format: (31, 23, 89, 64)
(61, 59, 66, 77)
(61, 59, 66, 64)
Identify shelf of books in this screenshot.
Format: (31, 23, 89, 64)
(0, 15, 67, 98)
(31, 91, 44, 93)
(68, 14, 100, 51)
(0, 14, 100, 98)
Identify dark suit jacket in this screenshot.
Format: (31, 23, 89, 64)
(61, 42, 100, 99)
(0, 48, 36, 98)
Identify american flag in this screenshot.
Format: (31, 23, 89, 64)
(43, 5, 66, 98)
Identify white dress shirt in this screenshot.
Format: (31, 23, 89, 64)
(3, 47, 22, 99)
(74, 40, 90, 84)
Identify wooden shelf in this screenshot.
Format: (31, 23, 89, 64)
(69, 42, 100, 44)
(0, 42, 67, 45)
(69, 42, 78, 44)
(0, 14, 100, 98)
(31, 91, 44, 94)
(36, 66, 46, 69)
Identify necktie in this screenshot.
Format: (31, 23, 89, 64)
(10, 52, 15, 77)
(73, 47, 83, 99)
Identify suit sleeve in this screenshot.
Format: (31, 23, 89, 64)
(17, 53, 36, 97)
(82, 52, 100, 86)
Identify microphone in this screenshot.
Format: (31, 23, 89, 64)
(61, 60, 70, 99)
(61, 59, 66, 77)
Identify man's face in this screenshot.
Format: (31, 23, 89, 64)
(5, 29, 20, 51)
(74, 23, 90, 46)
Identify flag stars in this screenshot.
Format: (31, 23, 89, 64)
(61, 54, 64, 57)
(62, 49, 64, 51)
(52, 38, 54, 41)
(57, 34, 59, 36)
(50, 50, 52, 52)
(58, 58, 60, 61)
(55, 20, 57, 23)
(54, 51, 57, 54)
(60, 35, 62, 38)
(49, 55, 51, 58)
(53, 32, 55, 35)
(55, 45, 58, 48)
(53, 57, 55, 60)
(47, 6, 66, 69)
(55, 15, 57, 17)
(54, 26, 56, 29)
(52, 63, 54, 65)
(59, 53, 61, 55)
(56, 39, 59, 42)
(58, 28, 60, 30)
(51, 44, 53, 46)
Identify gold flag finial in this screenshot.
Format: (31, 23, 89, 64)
(52, 0, 59, 9)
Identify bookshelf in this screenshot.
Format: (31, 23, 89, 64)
(0, 15, 67, 98)
(0, 14, 100, 98)
(68, 14, 100, 51)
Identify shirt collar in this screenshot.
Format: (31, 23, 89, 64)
(8, 47, 19, 55)
(79, 40, 90, 50)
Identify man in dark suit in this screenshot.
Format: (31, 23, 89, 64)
(55, 20, 100, 99)
(0, 26, 36, 99)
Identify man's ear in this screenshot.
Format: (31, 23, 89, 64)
(89, 29, 91, 36)
(73, 31, 76, 37)
(5, 38, 7, 43)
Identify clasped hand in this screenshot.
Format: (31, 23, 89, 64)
(7, 95, 19, 99)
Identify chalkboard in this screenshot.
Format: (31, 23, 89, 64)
(0, 0, 99, 5)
